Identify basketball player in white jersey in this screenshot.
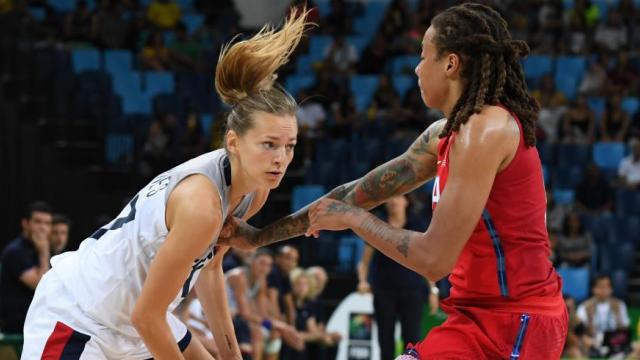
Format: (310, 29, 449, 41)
(21, 9, 311, 360)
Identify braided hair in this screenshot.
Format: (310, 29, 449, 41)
(431, 3, 538, 146)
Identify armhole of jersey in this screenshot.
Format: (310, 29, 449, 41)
(164, 172, 224, 232)
(496, 108, 524, 175)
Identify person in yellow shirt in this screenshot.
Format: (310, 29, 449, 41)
(147, 0, 181, 29)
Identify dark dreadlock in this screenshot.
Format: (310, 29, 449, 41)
(431, 3, 539, 146)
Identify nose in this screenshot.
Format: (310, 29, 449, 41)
(273, 147, 285, 164)
(414, 62, 420, 77)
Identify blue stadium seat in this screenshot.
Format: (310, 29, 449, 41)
(285, 75, 315, 97)
(200, 113, 213, 138)
(105, 133, 133, 164)
(555, 56, 587, 81)
(390, 55, 420, 74)
(557, 267, 590, 302)
(316, 1, 332, 17)
(592, 142, 625, 171)
(338, 235, 365, 273)
(554, 73, 580, 100)
(144, 72, 175, 98)
(523, 55, 553, 81)
(183, 14, 204, 35)
(613, 216, 640, 246)
(291, 185, 326, 212)
(353, 1, 388, 39)
(591, 0, 611, 20)
(48, 0, 77, 12)
(553, 189, 575, 205)
(612, 241, 635, 271)
(296, 55, 316, 74)
(29, 6, 45, 21)
(104, 50, 133, 77)
(309, 35, 333, 56)
(612, 269, 628, 300)
(121, 92, 151, 115)
(392, 75, 415, 99)
(72, 49, 101, 73)
(621, 97, 640, 117)
(587, 97, 606, 121)
(112, 71, 142, 97)
(176, 0, 194, 12)
(350, 75, 379, 111)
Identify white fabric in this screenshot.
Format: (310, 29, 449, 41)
(576, 300, 630, 337)
(618, 156, 640, 186)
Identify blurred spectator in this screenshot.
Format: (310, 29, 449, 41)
(357, 33, 388, 74)
(606, 51, 638, 97)
(223, 247, 255, 272)
(534, 75, 568, 142)
(50, 214, 70, 256)
(380, 0, 410, 41)
(281, 269, 341, 360)
(600, 95, 630, 142)
(561, 95, 596, 144)
(578, 55, 608, 96)
(618, 137, 640, 191)
(397, 87, 432, 134)
(577, 275, 631, 357)
(562, 13, 588, 55)
(530, 0, 563, 53)
(594, 10, 628, 53)
(392, 13, 423, 55)
(139, 31, 176, 71)
(181, 293, 221, 357)
(141, 112, 179, 176)
(147, 0, 182, 30)
(330, 90, 358, 139)
(546, 186, 570, 233)
(563, 296, 589, 358)
(575, 164, 614, 214)
(268, 246, 299, 325)
(178, 112, 206, 161)
(548, 225, 559, 267)
(369, 74, 400, 116)
(91, 0, 130, 49)
(169, 22, 201, 71)
(296, 88, 326, 166)
(557, 211, 593, 267)
(0, 201, 53, 333)
(63, 0, 93, 44)
(566, 0, 600, 29)
(323, 0, 351, 35)
(323, 33, 358, 77)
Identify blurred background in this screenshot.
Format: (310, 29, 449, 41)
(1, 0, 640, 358)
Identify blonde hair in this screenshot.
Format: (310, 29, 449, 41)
(290, 267, 316, 301)
(214, 7, 312, 137)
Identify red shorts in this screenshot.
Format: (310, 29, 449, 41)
(411, 300, 568, 359)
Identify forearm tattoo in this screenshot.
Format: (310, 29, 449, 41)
(357, 214, 418, 258)
(237, 119, 446, 248)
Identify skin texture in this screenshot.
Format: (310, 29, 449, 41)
(19, 211, 52, 290)
(131, 112, 297, 360)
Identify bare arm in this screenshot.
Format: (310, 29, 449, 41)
(307, 111, 519, 281)
(131, 175, 222, 360)
(220, 119, 445, 249)
(19, 232, 50, 290)
(356, 244, 374, 293)
(195, 247, 242, 360)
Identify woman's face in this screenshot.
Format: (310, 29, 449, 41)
(229, 112, 298, 190)
(415, 26, 451, 109)
(293, 275, 310, 299)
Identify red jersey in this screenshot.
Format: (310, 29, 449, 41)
(432, 106, 564, 315)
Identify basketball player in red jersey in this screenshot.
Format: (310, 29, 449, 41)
(219, 3, 567, 359)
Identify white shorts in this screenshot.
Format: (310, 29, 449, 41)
(22, 270, 191, 360)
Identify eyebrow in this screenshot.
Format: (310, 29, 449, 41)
(265, 135, 297, 142)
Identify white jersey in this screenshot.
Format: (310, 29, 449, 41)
(50, 149, 254, 338)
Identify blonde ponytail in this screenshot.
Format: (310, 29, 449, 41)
(215, 7, 312, 106)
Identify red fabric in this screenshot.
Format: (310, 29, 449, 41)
(42, 321, 74, 360)
(413, 300, 568, 359)
(431, 106, 564, 313)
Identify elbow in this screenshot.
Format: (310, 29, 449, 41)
(131, 309, 156, 336)
(419, 256, 453, 283)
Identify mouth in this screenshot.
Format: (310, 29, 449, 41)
(266, 171, 283, 178)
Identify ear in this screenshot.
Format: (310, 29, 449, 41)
(444, 53, 462, 78)
(226, 130, 239, 155)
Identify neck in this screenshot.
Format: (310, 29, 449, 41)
(441, 80, 465, 119)
(228, 153, 258, 204)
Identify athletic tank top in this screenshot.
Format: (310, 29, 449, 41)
(51, 149, 255, 337)
(432, 106, 564, 314)
(226, 267, 262, 315)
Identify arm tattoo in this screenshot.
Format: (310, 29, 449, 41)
(234, 119, 447, 248)
(356, 213, 422, 259)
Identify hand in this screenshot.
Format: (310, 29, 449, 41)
(357, 280, 371, 294)
(306, 199, 360, 236)
(273, 320, 304, 350)
(32, 231, 50, 254)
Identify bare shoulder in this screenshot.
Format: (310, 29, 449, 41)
(456, 106, 519, 147)
(411, 118, 447, 156)
(167, 174, 223, 230)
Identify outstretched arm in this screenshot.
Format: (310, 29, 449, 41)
(220, 119, 446, 249)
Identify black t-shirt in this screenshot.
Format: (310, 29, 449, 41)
(0, 235, 39, 331)
(267, 267, 292, 313)
(294, 300, 316, 331)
